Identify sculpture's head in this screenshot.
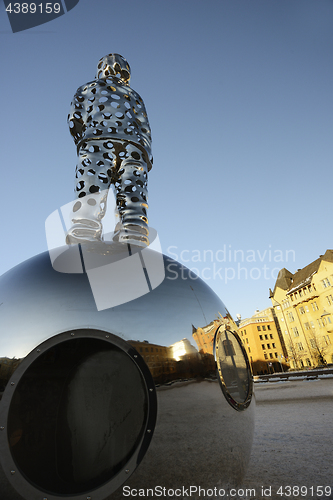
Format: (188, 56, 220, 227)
(96, 54, 131, 84)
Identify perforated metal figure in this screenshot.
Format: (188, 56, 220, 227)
(66, 54, 152, 247)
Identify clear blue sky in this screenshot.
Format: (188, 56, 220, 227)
(0, 0, 332, 321)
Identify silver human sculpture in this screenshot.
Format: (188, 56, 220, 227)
(66, 54, 152, 247)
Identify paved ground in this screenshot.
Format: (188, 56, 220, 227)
(240, 378, 333, 500)
(1, 378, 332, 500)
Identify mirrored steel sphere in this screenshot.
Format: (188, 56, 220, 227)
(0, 246, 254, 500)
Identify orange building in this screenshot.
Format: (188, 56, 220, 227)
(238, 308, 289, 375)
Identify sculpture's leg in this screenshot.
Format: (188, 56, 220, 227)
(66, 140, 114, 244)
(113, 143, 149, 247)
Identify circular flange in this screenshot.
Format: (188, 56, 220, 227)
(0, 328, 157, 500)
(214, 326, 253, 411)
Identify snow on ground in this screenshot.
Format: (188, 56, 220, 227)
(241, 378, 333, 500)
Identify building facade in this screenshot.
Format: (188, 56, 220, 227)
(269, 249, 333, 369)
(238, 308, 289, 375)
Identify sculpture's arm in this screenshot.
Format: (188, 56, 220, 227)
(129, 89, 153, 166)
(67, 87, 86, 145)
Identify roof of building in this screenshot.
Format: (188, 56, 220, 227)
(271, 249, 333, 297)
(269, 268, 293, 297)
(239, 307, 275, 327)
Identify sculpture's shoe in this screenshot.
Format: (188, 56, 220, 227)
(66, 220, 103, 245)
(113, 227, 149, 248)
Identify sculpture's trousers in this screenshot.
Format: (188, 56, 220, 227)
(72, 139, 149, 240)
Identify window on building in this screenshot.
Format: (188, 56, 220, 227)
(292, 327, 299, 337)
(262, 325, 266, 331)
(328, 317, 332, 324)
(299, 306, 305, 314)
(288, 312, 295, 322)
(297, 342, 304, 351)
(259, 335, 263, 340)
(310, 338, 316, 349)
(304, 322, 310, 330)
(270, 334, 273, 339)
(261, 344, 265, 350)
(264, 354, 268, 360)
(306, 358, 311, 366)
(310, 321, 315, 329)
(299, 290, 303, 297)
(275, 352, 278, 358)
(265, 334, 268, 340)
(308, 285, 312, 293)
(322, 278, 331, 289)
(272, 343, 276, 348)
(248, 347, 251, 353)
(244, 329, 246, 334)
(303, 288, 307, 295)
(246, 338, 249, 344)
(317, 319, 322, 329)
(257, 326, 261, 331)
(311, 302, 319, 311)
(305, 305, 309, 312)
(267, 325, 271, 330)
(267, 343, 271, 349)
(290, 295, 294, 302)
(269, 353, 273, 359)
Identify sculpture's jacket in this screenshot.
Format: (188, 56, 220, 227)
(68, 76, 153, 169)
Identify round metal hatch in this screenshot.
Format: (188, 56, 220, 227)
(0, 329, 157, 500)
(214, 326, 253, 411)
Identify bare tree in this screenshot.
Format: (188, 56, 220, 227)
(286, 338, 307, 370)
(309, 331, 329, 366)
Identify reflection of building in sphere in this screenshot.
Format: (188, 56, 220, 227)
(169, 338, 198, 361)
(192, 312, 239, 355)
(193, 318, 223, 355)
